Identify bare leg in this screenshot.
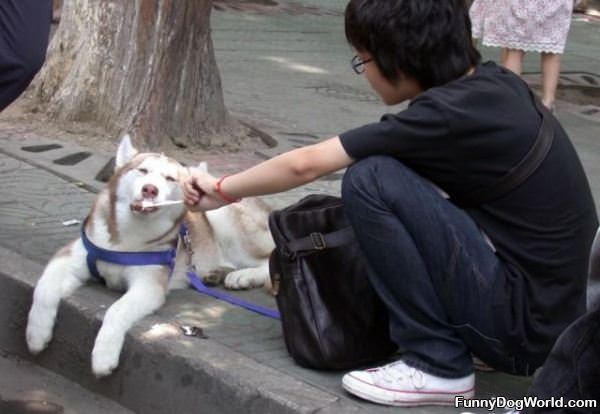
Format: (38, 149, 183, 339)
(500, 48, 508, 65)
(541, 52, 561, 110)
(502, 48, 525, 75)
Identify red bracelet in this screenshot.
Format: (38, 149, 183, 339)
(214, 175, 241, 204)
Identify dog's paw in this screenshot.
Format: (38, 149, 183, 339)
(224, 269, 266, 290)
(25, 324, 52, 354)
(92, 342, 121, 377)
(202, 266, 234, 286)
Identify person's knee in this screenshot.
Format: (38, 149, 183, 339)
(342, 156, 411, 197)
(343, 156, 385, 200)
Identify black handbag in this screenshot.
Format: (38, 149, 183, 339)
(268, 195, 397, 370)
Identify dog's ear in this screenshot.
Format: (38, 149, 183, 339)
(197, 162, 208, 173)
(116, 134, 139, 168)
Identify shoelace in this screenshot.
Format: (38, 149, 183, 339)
(373, 361, 426, 389)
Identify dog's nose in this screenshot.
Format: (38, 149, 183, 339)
(142, 184, 159, 199)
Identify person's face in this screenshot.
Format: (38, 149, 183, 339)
(356, 51, 422, 105)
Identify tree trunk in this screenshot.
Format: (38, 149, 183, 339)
(31, 0, 233, 150)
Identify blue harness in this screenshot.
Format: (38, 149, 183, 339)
(80, 220, 280, 320)
(80, 219, 177, 282)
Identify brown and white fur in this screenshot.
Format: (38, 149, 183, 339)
(26, 135, 274, 377)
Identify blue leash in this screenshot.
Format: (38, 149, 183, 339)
(186, 267, 280, 320)
(180, 224, 280, 320)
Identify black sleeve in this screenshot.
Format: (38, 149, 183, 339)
(338, 95, 451, 164)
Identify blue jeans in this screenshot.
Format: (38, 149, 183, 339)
(341, 156, 530, 378)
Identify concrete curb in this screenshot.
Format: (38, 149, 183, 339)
(0, 245, 370, 414)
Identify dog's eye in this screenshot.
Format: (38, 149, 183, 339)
(138, 168, 148, 174)
(166, 176, 176, 182)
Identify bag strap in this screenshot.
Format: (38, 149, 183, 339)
(459, 90, 554, 206)
(285, 226, 355, 255)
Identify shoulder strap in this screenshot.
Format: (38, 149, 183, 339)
(459, 90, 555, 206)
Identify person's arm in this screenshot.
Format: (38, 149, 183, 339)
(184, 136, 353, 210)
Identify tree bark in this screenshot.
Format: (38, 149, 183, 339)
(31, 0, 234, 150)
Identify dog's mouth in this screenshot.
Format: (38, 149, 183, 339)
(130, 201, 159, 215)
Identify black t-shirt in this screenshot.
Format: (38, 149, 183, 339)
(339, 61, 598, 365)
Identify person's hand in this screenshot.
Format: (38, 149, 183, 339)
(183, 168, 228, 211)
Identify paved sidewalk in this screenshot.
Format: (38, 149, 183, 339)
(212, 0, 600, 154)
(0, 1, 599, 413)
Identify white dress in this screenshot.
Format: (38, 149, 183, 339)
(470, 0, 573, 54)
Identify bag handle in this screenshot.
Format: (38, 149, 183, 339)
(284, 226, 355, 256)
(459, 89, 554, 206)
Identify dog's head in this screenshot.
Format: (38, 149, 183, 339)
(109, 135, 188, 218)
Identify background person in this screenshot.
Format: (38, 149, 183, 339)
(469, 0, 573, 110)
(524, 305, 600, 413)
(0, 0, 52, 112)
(522, 231, 600, 413)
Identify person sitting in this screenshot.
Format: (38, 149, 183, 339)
(184, 0, 598, 407)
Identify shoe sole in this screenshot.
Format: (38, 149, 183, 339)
(342, 375, 475, 407)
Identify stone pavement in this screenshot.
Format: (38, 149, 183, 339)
(0, 1, 599, 413)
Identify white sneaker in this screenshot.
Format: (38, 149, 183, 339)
(342, 360, 475, 407)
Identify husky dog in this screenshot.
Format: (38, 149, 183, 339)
(26, 135, 274, 377)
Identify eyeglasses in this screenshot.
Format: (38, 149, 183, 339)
(351, 55, 373, 74)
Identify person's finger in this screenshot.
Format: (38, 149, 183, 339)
(183, 186, 199, 205)
(183, 180, 197, 197)
(192, 180, 204, 195)
(185, 189, 200, 204)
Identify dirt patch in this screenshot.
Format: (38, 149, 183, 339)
(215, 0, 278, 6)
(0, 94, 271, 162)
(0, 96, 115, 154)
(212, 0, 342, 16)
(523, 72, 600, 107)
(528, 83, 600, 107)
(555, 84, 600, 106)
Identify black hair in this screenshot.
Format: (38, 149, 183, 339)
(345, 0, 481, 90)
